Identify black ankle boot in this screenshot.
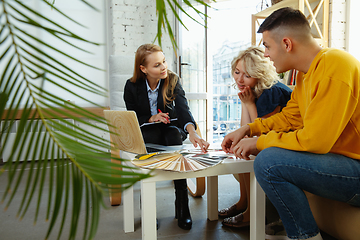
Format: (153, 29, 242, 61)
(174, 179, 192, 230)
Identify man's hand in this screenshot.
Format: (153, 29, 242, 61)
(221, 125, 251, 153)
(232, 137, 259, 160)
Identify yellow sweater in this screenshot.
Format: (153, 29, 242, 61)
(249, 48, 360, 159)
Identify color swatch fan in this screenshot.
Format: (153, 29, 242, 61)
(132, 150, 232, 172)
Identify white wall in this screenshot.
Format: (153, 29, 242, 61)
(38, 0, 108, 107)
(0, 0, 108, 108)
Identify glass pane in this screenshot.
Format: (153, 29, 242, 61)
(179, 0, 207, 140)
(179, 1, 206, 93)
(208, 0, 259, 142)
(188, 99, 206, 137)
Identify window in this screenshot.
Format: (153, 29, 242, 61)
(178, 0, 263, 142)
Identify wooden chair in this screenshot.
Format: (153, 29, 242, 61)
(105, 110, 147, 206)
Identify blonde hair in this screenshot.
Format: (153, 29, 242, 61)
(131, 43, 178, 105)
(231, 46, 279, 97)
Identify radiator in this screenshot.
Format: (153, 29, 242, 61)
(1, 119, 74, 162)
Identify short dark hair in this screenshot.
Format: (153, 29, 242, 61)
(257, 7, 310, 33)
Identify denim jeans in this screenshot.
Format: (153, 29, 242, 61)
(254, 147, 360, 239)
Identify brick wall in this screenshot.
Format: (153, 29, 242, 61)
(108, 0, 349, 68)
(109, 0, 176, 70)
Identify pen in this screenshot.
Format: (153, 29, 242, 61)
(158, 109, 170, 121)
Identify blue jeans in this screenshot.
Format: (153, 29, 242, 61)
(254, 147, 360, 239)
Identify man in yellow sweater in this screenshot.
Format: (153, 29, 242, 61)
(221, 7, 360, 240)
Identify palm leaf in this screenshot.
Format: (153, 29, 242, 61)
(0, 1, 151, 239)
(1, 0, 214, 239)
(155, 0, 214, 52)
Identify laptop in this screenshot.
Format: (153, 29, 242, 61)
(103, 110, 182, 154)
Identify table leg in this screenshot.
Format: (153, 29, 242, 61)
(249, 172, 265, 240)
(141, 181, 157, 240)
(123, 185, 134, 233)
(207, 176, 218, 221)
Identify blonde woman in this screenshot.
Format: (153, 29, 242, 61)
(219, 46, 292, 228)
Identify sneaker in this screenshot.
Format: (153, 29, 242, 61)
(265, 220, 291, 240)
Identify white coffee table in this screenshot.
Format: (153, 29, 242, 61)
(121, 144, 265, 240)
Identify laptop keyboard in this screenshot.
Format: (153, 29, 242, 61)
(146, 146, 165, 153)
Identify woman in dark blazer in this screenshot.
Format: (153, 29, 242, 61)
(124, 44, 209, 230)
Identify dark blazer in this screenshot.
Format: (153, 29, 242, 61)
(123, 74, 196, 132)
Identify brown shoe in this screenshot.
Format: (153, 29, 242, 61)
(218, 204, 245, 218)
(222, 213, 250, 228)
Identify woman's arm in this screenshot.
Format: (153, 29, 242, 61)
(240, 102, 251, 126)
(238, 86, 257, 124)
(240, 85, 285, 124)
(123, 80, 152, 125)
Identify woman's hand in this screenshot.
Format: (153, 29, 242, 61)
(186, 124, 210, 153)
(188, 131, 210, 153)
(239, 86, 258, 123)
(238, 86, 255, 106)
(149, 112, 170, 124)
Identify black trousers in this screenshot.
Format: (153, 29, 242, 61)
(141, 122, 187, 188)
(141, 122, 186, 146)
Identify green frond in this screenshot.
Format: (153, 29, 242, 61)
(166, 0, 188, 31)
(1, 1, 151, 239)
(42, 0, 88, 28)
(155, 0, 214, 53)
(9, 1, 98, 44)
(15, 25, 95, 61)
(78, 0, 98, 11)
(0, 0, 215, 239)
